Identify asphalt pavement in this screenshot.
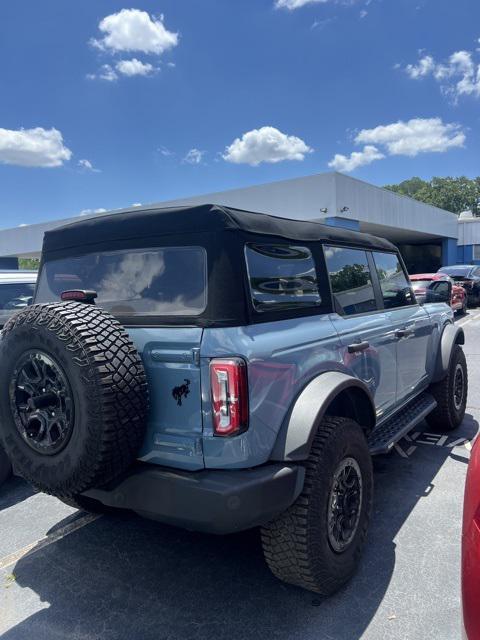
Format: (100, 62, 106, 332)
(1, 310, 479, 640)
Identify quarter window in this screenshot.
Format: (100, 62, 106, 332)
(372, 252, 415, 309)
(245, 244, 321, 312)
(324, 246, 377, 315)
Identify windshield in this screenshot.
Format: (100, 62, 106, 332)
(440, 266, 473, 277)
(35, 247, 207, 317)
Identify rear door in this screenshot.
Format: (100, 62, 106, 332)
(371, 251, 433, 403)
(324, 246, 397, 419)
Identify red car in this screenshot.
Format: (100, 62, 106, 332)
(410, 273, 467, 314)
(462, 436, 480, 639)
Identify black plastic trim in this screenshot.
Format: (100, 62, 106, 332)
(84, 462, 305, 534)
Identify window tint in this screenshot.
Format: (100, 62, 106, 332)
(324, 246, 376, 315)
(35, 247, 207, 316)
(245, 244, 321, 312)
(372, 252, 415, 309)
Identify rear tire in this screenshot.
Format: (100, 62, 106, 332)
(261, 416, 373, 595)
(426, 344, 467, 432)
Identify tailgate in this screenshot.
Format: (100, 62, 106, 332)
(128, 327, 204, 470)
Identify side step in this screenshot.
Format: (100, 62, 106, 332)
(368, 392, 437, 455)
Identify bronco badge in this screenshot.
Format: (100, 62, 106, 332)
(172, 379, 191, 406)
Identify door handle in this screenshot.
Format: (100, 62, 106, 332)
(395, 328, 414, 339)
(347, 341, 370, 354)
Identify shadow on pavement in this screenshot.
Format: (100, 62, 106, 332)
(0, 474, 36, 512)
(2, 415, 478, 640)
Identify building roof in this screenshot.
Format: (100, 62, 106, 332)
(42, 203, 397, 257)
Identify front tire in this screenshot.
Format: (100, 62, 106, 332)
(261, 416, 373, 595)
(426, 344, 467, 432)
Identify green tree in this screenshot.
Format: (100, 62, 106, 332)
(18, 258, 40, 270)
(331, 263, 370, 293)
(384, 176, 480, 216)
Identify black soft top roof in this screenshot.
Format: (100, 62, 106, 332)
(42, 204, 396, 256)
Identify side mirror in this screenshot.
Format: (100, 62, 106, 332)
(426, 283, 451, 304)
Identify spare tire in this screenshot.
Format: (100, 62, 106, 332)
(0, 302, 149, 497)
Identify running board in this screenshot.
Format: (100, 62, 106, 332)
(368, 392, 437, 455)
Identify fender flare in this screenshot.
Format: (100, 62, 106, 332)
(432, 322, 465, 383)
(270, 371, 376, 462)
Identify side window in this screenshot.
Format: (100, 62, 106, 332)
(244, 244, 321, 312)
(372, 252, 415, 309)
(324, 246, 377, 316)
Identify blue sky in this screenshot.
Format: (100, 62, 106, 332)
(0, 0, 479, 228)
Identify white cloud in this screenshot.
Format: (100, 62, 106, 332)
(80, 208, 107, 216)
(0, 127, 72, 168)
(91, 9, 178, 55)
(355, 117, 465, 156)
(404, 46, 480, 100)
(131, 203, 142, 207)
(116, 58, 155, 77)
(87, 64, 118, 82)
(183, 148, 205, 164)
(328, 145, 384, 172)
(223, 126, 313, 166)
(158, 146, 174, 157)
(359, 9, 368, 18)
(78, 158, 100, 172)
(275, 0, 328, 9)
(405, 54, 435, 79)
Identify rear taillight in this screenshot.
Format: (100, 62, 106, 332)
(210, 358, 248, 436)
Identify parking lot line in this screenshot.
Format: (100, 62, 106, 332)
(0, 512, 100, 571)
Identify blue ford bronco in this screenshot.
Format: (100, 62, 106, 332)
(0, 204, 467, 594)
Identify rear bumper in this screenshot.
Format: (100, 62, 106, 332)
(84, 462, 305, 534)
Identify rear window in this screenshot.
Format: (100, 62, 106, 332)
(245, 244, 321, 312)
(35, 247, 207, 317)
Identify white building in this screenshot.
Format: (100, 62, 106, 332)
(0, 172, 477, 272)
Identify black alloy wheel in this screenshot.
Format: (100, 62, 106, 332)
(11, 351, 74, 455)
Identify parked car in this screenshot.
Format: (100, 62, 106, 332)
(0, 205, 467, 594)
(462, 435, 480, 640)
(410, 272, 467, 314)
(0, 269, 37, 328)
(0, 269, 37, 487)
(438, 265, 480, 307)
